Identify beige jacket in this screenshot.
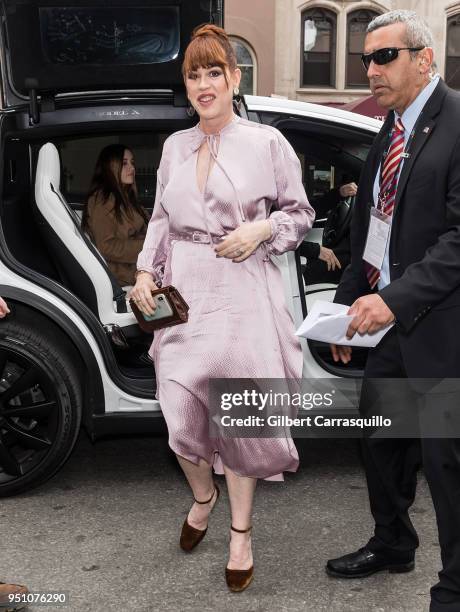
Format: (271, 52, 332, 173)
(86, 192, 148, 286)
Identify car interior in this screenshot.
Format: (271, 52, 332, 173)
(1, 124, 183, 378)
(277, 124, 373, 376)
(1, 114, 373, 379)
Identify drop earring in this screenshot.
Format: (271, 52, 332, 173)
(233, 86, 242, 110)
(186, 103, 196, 117)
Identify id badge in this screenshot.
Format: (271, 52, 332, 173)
(363, 207, 391, 270)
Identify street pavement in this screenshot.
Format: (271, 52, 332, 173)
(1, 433, 440, 612)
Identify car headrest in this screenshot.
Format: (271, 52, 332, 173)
(36, 142, 61, 189)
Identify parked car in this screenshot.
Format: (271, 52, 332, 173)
(0, 0, 382, 497)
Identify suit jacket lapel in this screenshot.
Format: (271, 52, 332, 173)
(393, 80, 448, 212)
(361, 112, 393, 210)
(370, 113, 393, 183)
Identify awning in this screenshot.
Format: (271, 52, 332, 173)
(320, 95, 388, 121)
(340, 95, 388, 120)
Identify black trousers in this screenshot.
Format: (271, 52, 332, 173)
(360, 328, 460, 612)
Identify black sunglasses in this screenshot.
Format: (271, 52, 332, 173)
(361, 47, 424, 71)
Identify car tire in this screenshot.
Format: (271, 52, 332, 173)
(0, 320, 82, 497)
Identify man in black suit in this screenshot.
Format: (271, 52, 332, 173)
(325, 10, 460, 612)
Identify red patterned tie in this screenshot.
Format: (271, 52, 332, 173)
(365, 117, 405, 289)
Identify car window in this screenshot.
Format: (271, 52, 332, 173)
(298, 152, 351, 220)
(59, 133, 169, 209)
(297, 145, 364, 218)
(40, 7, 180, 65)
(304, 140, 371, 208)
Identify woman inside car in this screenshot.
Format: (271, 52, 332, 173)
(82, 144, 149, 286)
(129, 24, 315, 592)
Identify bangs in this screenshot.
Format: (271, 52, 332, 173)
(182, 36, 229, 77)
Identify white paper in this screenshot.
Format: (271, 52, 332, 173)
(295, 300, 394, 347)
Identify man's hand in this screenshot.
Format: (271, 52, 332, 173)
(346, 294, 395, 339)
(214, 220, 271, 262)
(319, 246, 341, 271)
(330, 344, 352, 364)
(339, 182, 358, 198)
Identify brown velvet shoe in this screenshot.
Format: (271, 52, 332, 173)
(180, 483, 220, 552)
(225, 525, 254, 592)
(0, 581, 29, 611)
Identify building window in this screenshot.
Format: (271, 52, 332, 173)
(346, 9, 380, 88)
(301, 8, 337, 88)
(446, 15, 460, 90)
(231, 37, 256, 95)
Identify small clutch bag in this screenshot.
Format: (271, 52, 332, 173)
(129, 285, 189, 332)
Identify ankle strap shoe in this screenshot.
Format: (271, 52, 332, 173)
(225, 525, 254, 592)
(179, 483, 220, 552)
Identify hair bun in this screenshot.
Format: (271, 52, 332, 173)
(192, 23, 229, 43)
(183, 23, 237, 77)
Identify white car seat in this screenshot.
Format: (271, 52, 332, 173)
(34, 142, 137, 328)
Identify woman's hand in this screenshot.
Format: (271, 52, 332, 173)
(214, 220, 272, 262)
(0, 297, 10, 318)
(319, 246, 341, 271)
(129, 272, 159, 315)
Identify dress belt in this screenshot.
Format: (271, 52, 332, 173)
(169, 231, 224, 245)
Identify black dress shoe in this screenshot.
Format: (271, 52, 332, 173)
(326, 546, 415, 579)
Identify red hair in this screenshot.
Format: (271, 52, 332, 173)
(182, 24, 237, 87)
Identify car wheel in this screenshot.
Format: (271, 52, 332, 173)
(0, 320, 82, 497)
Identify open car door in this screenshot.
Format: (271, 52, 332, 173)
(0, 0, 224, 108)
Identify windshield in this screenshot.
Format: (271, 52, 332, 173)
(39, 6, 180, 65)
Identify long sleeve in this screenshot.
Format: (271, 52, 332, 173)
(265, 132, 315, 255)
(137, 168, 170, 285)
(87, 194, 145, 264)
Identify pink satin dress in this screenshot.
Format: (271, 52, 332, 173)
(137, 115, 315, 480)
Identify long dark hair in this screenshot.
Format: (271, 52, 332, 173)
(82, 144, 148, 231)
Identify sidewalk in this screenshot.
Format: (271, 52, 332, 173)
(0, 435, 439, 611)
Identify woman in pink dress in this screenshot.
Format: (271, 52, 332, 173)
(130, 24, 314, 591)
